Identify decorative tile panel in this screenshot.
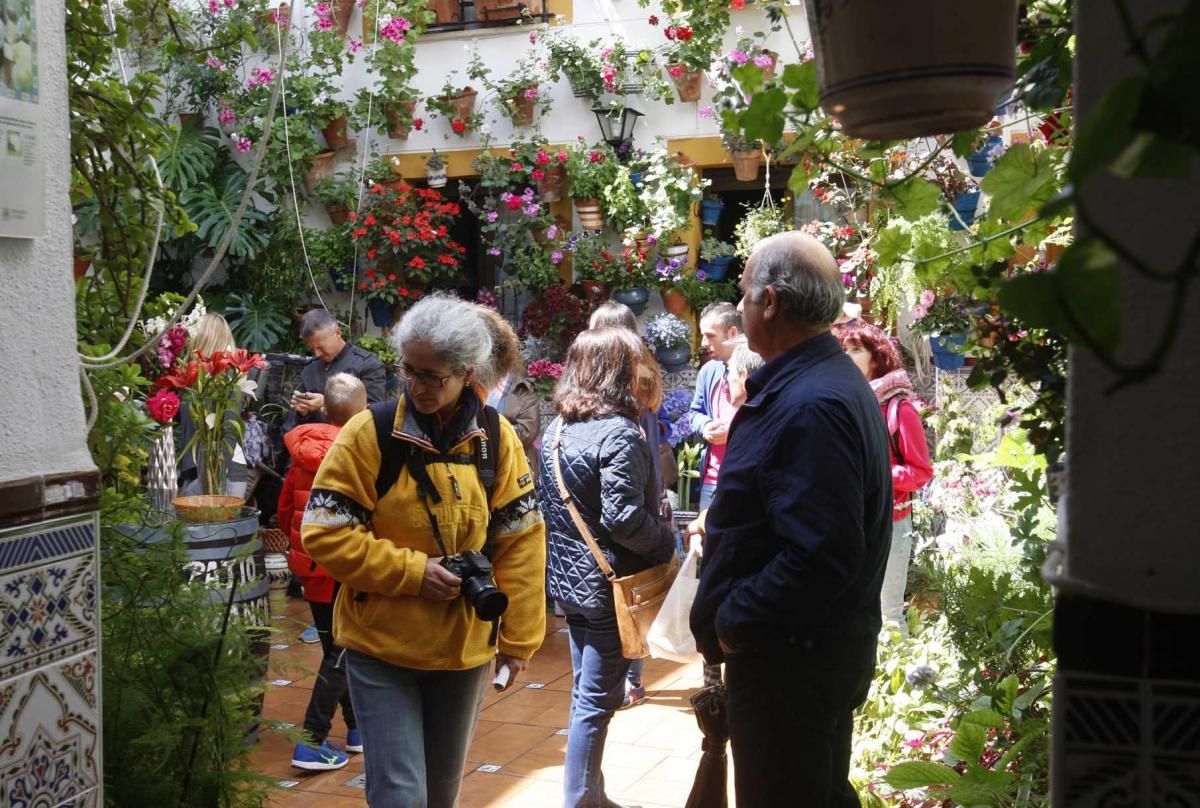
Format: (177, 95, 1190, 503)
(0, 517, 98, 680)
(0, 651, 100, 808)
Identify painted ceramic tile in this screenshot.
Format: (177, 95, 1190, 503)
(0, 651, 100, 808)
(0, 516, 98, 681)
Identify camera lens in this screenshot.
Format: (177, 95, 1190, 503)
(463, 577, 508, 621)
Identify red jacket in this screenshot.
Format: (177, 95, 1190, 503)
(884, 397, 934, 521)
(278, 423, 341, 603)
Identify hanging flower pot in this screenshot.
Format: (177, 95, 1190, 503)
(968, 134, 1003, 177)
(384, 99, 418, 139)
(575, 199, 604, 231)
(612, 286, 651, 316)
(758, 50, 779, 78)
(699, 256, 734, 281)
(73, 253, 92, 281)
(325, 203, 349, 224)
(447, 87, 478, 121)
(331, 0, 355, 35)
(263, 3, 290, 52)
(660, 287, 691, 316)
(731, 149, 761, 182)
(507, 88, 538, 127)
(178, 111, 202, 128)
(806, 0, 1018, 139)
(328, 260, 354, 292)
(700, 199, 724, 226)
(303, 150, 337, 195)
(579, 279, 611, 302)
(536, 163, 565, 202)
(667, 64, 705, 103)
(321, 114, 352, 151)
(930, 333, 967, 371)
(949, 190, 981, 230)
(367, 299, 394, 328)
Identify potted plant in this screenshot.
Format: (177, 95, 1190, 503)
(526, 358, 565, 399)
(658, 19, 717, 103)
(303, 149, 338, 195)
(734, 202, 792, 259)
(546, 31, 609, 99)
(312, 175, 356, 223)
(357, 271, 426, 327)
(643, 312, 693, 371)
(489, 52, 552, 128)
(519, 284, 595, 361)
(926, 157, 981, 230)
(700, 193, 724, 226)
(601, 163, 650, 241)
(610, 245, 655, 316)
(425, 75, 483, 137)
(698, 236, 737, 281)
(426, 150, 448, 188)
(566, 140, 620, 230)
(805, 0, 1018, 138)
(305, 224, 355, 290)
(639, 140, 709, 243)
(566, 230, 625, 302)
(723, 131, 763, 182)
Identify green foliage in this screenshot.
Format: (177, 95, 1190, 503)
(82, 360, 157, 495)
(158, 124, 222, 192)
(357, 334, 399, 367)
(180, 168, 271, 259)
(733, 203, 791, 258)
(101, 496, 274, 807)
(224, 292, 292, 354)
(980, 143, 1065, 221)
(566, 140, 621, 200)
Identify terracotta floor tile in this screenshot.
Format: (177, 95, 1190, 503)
(499, 734, 568, 780)
(457, 770, 535, 807)
(468, 722, 559, 766)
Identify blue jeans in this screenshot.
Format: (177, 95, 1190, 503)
(560, 602, 631, 808)
(344, 650, 489, 808)
(698, 482, 718, 511)
(881, 516, 912, 630)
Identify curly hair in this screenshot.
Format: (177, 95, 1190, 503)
(474, 305, 522, 389)
(833, 320, 902, 379)
(555, 328, 643, 423)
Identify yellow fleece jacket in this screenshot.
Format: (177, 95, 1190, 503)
(301, 398, 546, 670)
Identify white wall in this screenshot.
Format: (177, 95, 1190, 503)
(0, 0, 95, 482)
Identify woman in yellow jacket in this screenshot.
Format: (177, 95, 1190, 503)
(302, 295, 546, 808)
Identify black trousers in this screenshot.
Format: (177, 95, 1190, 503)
(724, 631, 877, 808)
(302, 597, 357, 741)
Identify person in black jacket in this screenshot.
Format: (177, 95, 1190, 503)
(536, 327, 676, 808)
(689, 232, 893, 808)
(286, 309, 387, 431)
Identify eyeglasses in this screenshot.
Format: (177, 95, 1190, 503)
(398, 366, 455, 389)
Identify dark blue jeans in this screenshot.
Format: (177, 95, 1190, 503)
(560, 601, 631, 808)
(344, 650, 489, 808)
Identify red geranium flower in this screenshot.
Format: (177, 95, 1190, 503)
(413, 117, 424, 130)
(648, 14, 659, 24)
(532, 168, 546, 181)
(451, 118, 466, 133)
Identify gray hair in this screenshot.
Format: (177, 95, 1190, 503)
(300, 308, 339, 339)
(699, 301, 741, 331)
(727, 337, 764, 377)
(745, 233, 844, 328)
(391, 293, 493, 379)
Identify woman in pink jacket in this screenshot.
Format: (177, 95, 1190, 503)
(836, 321, 933, 631)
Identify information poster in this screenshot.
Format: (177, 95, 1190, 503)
(0, 0, 44, 238)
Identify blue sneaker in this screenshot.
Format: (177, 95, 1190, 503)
(345, 728, 363, 753)
(291, 740, 349, 771)
(298, 625, 319, 644)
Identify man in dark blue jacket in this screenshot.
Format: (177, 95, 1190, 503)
(689, 232, 892, 808)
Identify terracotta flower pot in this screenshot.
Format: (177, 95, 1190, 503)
(331, 0, 355, 35)
(178, 111, 202, 128)
(661, 287, 691, 316)
(579, 280, 611, 302)
(731, 149, 761, 182)
(428, 0, 461, 23)
(73, 254, 92, 281)
(321, 114, 352, 150)
(508, 89, 537, 127)
(806, 0, 1018, 139)
(303, 150, 337, 195)
(668, 64, 704, 102)
(536, 164, 565, 202)
(575, 198, 604, 231)
(384, 99, 418, 139)
(325, 203, 349, 224)
(759, 50, 779, 77)
(447, 87, 478, 121)
(263, 3, 289, 50)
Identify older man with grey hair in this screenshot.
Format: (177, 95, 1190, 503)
(689, 232, 893, 808)
(287, 308, 387, 430)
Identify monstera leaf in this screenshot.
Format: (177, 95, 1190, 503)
(224, 292, 291, 354)
(158, 124, 220, 192)
(180, 168, 270, 259)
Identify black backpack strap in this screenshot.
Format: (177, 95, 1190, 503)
(475, 405, 502, 549)
(371, 400, 408, 502)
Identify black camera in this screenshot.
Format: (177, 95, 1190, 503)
(440, 551, 508, 621)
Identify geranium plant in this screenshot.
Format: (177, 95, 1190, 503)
(156, 349, 267, 496)
(643, 312, 691, 351)
(526, 358, 564, 399)
(567, 231, 651, 290)
(566, 139, 621, 200)
(348, 182, 466, 289)
(425, 70, 485, 137)
(519, 284, 595, 360)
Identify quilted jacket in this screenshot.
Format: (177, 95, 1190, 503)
(537, 414, 676, 611)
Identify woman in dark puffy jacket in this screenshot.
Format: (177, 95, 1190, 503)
(536, 327, 676, 808)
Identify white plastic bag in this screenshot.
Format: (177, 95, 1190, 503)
(647, 548, 702, 664)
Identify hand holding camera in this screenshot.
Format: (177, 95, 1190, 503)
(420, 558, 461, 601)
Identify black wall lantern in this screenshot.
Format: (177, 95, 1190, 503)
(591, 104, 644, 160)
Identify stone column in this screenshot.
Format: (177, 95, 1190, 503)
(0, 1, 103, 803)
(1054, 1, 1200, 805)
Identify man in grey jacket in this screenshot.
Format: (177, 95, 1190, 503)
(286, 309, 387, 431)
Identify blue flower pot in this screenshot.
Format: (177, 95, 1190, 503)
(949, 191, 981, 230)
(655, 343, 692, 372)
(367, 299, 393, 328)
(699, 256, 734, 281)
(329, 260, 354, 292)
(931, 334, 966, 371)
(967, 135, 1002, 177)
(629, 171, 644, 189)
(700, 199, 724, 226)
(612, 285, 650, 316)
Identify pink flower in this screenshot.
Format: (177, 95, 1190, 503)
(919, 289, 936, 308)
(698, 105, 714, 119)
(546, 224, 558, 238)
(528, 30, 537, 44)
(246, 67, 275, 90)
(486, 210, 499, 223)
(556, 151, 568, 162)
(223, 0, 235, 7)
(218, 108, 237, 126)
(535, 150, 552, 165)
(753, 54, 773, 69)
(551, 251, 564, 264)
(317, 16, 333, 30)
(207, 0, 219, 12)
(233, 135, 253, 153)
(729, 49, 749, 65)
(524, 86, 538, 100)
(531, 168, 545, 180)
(349, 39, 363, 52)
(314, 2, 331, 14)
(668, 64, 684, 78)
(206, 56, 226, 70)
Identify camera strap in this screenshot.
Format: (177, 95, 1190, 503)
(405, 450, 453, 559)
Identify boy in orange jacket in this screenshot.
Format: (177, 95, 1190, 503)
(279, 373, 367, 770)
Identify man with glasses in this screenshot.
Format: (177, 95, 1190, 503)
(287, 309, 387, 430)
